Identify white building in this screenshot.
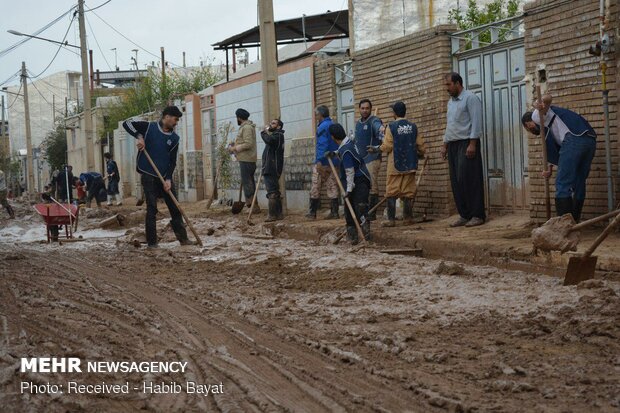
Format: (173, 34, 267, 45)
(6, 70, 82, 191)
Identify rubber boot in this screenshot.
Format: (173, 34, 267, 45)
(265, 196, 278, 222)
(325, 198, 339, 220)
(305, 198, 319, 219)
(382, 197, 396, 227)
(402, 198, 414, 225)
(368, 194, 379, 221)
(555, 197, 573, 218)
(572, 199, 585, 223)
(359, 204, 371, 241)
(346, 226, 359, 245)
(107, 195, 112, 206)
(275, 197, 284, 220)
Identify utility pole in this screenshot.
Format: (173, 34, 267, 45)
(78, 0, 95, 172)
(21, 61, 34, 194)
(1, 95, 5, 139)
(258, 0, 286, 209)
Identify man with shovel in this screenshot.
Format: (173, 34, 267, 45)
(325, 123, 371, 244)
(122, 106, 194, 248)
(521, 96, 597, 223)
(367, 101, 426, 227)
(228, 108, 259, 214)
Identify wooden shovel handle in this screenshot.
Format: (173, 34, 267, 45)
(583, 211, 620, 258)
(571, 208, 620, 232)
(327, 157, 366, 243)
(536, 86, 551, 220)
(142, 149, 203, 246)
(247, 169, 263, 224)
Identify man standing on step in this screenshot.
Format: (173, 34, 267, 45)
(306, 105, 340, 220)
(122, 106, 193, 248)
(368, 101, 425, 227)
(521, 95, 596, 223)
(229, 108, 259, 213)
(104, 152, 122, 206)
(261, 118, 285, 222)
(441, 72, 486, 228)
(326, 123, 371, 245)
(354, 99, 384, 221)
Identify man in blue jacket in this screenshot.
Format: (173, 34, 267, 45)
(354, 99, 384, 220)
(306, 105, 340, 219)
(326, 123, 371, 244)
(79, 171, 106, 208)
(122, 106, 193, 248)
(522, 96, 597, 223)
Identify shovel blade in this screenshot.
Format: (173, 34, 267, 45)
(564, 256, 597, 286)
(231, 202, 245, 214)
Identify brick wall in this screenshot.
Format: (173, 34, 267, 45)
(351, 25, 456, 217)
(524, 0, 619, 222)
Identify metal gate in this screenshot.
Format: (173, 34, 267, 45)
(451, 16, 529, 210)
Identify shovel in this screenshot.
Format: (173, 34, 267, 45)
(564, 211, 620, 285)
(231, 183, 244, 214)
(326, 156, 366, 244)
(247, 169, 264, 225)
(333, 156, 429, 244)
(141, 149, 203, 246)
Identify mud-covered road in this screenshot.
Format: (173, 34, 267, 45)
(1, 210, 619, 412)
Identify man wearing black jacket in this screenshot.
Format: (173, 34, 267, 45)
(122, 106, 193, 248)
(261, 118, 285, 222)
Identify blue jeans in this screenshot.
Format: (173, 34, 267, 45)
(556, 133, 596, 200)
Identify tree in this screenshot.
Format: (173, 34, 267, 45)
(449, 0, 521, 48)
(41, 122, 68, 172)
(103, 63, 223, 138)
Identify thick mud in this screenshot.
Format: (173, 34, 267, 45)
(0, 203, 619, 412)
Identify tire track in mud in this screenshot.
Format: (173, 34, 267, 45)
(1, 246, 437, 412)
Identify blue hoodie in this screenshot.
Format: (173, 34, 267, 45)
(314, 117, 339, 166)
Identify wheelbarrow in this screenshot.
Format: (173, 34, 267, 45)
(33, 202, 79, 243)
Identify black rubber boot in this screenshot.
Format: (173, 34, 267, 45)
(382, 197, 396, 227)
(326, 198, 339, 220)
(572, 199, 585, 223)
(346, 226, 359, 245)
(368, 194, 379, 221)
(265, 196, 279, 222)
(555, 197, 574, 218)
(275, 197, 284, 220)
(402, 198, 414, 225)
(359, 204, 371, 241)
(305, 198, 319, 219)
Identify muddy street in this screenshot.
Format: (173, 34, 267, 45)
(0, 205, 619, 413)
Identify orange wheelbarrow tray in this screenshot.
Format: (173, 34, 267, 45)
(33, 203, 79, 243)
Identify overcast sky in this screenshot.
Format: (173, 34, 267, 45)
(0, 0, 346, 90)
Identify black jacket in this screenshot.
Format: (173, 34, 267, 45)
(261, 129, 284, 177)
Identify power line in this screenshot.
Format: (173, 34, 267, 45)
(90, 9, 182, 68)
(0, 71, 21, 88)
(0, 6, 77, 59)
(28, 79, 67, 118)
(28, 13, 78, 80)
(85, 0, 112, 12)
(85, 14, 112, 71)
(7, 83, 23, 110)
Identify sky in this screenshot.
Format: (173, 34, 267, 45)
(0, 0, 347, 91)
